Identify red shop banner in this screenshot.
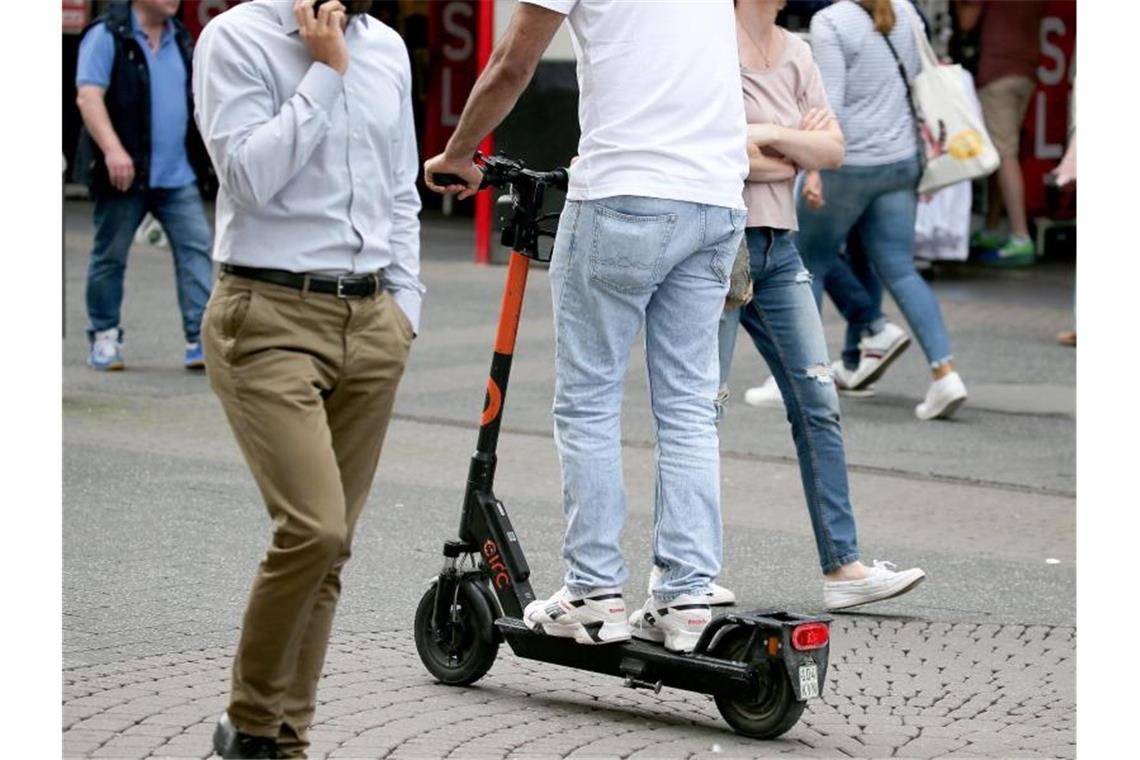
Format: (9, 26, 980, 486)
(425, 0, 479, 158)
(63, 0, 89, 34)
(1021, 0, 1076, 216)
(181, 0, 244, 39)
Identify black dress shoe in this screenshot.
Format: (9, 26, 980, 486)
(212, 711, 281, 759)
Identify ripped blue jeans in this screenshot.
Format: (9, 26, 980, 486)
(718, 227, 859, 574)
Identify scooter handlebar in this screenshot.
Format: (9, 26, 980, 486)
(429, 155, 569, 194)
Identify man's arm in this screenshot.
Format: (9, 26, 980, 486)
(423, 3, 566, 198)
(76, 86, 135, 192)
(75, 23, 135, 191)
(386, 63, 426, 336)
(192, 0, 349, 209)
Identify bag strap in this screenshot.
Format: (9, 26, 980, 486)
(852, 0, 926, 181)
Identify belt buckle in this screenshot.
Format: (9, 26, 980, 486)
(336, 275, 350, 299)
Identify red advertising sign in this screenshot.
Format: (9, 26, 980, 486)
(1021, 0, 1076, 216)
(63, 0, 89, 34)
(425, 0, 479, 157)
(181, 0, 244, 40)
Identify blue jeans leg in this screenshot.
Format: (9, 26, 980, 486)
(737, 229, 860, 574)
(550, 196, 742, 600)
(151, 184, 214, 343)
(855, 165, 954, 368)
(87, 192, 148, 339)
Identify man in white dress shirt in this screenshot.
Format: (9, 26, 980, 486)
(192, 1, 422, 756)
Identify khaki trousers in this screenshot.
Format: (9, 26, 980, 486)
(203, 270, 412, 756)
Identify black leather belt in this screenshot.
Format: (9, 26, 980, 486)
(221, 264, 383, 298)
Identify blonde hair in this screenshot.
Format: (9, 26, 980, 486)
(860, 0, 896, 34)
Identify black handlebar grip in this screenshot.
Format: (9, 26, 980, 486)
(432, 173, 468, 187)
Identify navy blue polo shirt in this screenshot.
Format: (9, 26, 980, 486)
(76, 7, 196, 189)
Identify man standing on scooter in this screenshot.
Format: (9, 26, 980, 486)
(193, 0, 423, 756)
(425, 0, 747, 653)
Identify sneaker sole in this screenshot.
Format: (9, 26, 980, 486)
(185, 361, 206, 370)
(825, 572, 926, 612)
(851, 336, 910, 390)
(917, 393, 967, 421)
(838, 387, 875, 399)
(529, 619, 631, 645)
(88, 362, 124, 371)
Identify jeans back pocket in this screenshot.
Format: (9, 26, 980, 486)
(588, 203, 677, 294)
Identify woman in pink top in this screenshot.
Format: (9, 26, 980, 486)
(716, 0, 925, 611)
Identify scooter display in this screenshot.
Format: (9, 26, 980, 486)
(414, 154, 832, 739)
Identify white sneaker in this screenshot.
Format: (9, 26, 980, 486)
(523, 586, 631, 645)
(848, 323, 910, 389)
(823, 560, 926, 611)
(915, 371, 968, 420)
(88, 327, 125, 371)
(743, 376, 783, 408)
(831, 360, 875, 399)
(647, 566, 736, 607)
(629, 594, 712, 653)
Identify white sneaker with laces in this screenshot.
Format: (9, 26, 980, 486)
(629, 594, 712, 653)
(523, 586, 631, 645)
(848, 323, 910, 389)
(915, 371, 968, 420)
(648, 566, 736, 607)
(743, 376, 783, 408)
(831, 360, 875, 398)
(823, 560, 926, 611)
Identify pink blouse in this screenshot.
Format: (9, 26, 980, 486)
(741, 31, 831, 231)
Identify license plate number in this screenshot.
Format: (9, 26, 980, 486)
(798, 662, 819, 700)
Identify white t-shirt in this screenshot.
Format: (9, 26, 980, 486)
(522, 0, 748, 210)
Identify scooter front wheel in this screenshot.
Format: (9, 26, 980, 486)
(711, 627, 805, 739)
(414, 577, 499, 686)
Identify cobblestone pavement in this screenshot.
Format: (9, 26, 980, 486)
(63, 205, 1075, 759)
(64, 619, 1074, 759)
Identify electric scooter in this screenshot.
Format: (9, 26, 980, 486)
(414, 154, 832, 739)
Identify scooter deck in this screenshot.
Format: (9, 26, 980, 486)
(496, 617, 758, 697)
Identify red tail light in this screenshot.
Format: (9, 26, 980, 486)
(791, 622, 829, 651)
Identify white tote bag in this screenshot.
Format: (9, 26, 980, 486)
(870, 2, 1001, 194)
(900, 2, 1000, 194)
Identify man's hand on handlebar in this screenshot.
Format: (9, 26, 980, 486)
(424, 152, 485, 201)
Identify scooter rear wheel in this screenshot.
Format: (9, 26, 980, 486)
(414, 578, 499, 686)
(711, 627, 805, 739)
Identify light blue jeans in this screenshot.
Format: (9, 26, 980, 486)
(550, 196, 746, 601)
(718, 229, 860, 574)
(796, 156, 954, 368)
(87, 183, 214, 343)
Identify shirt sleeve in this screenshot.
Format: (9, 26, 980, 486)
(520, 0, 577, 14)
(386, 60, 425, 336)
(192, 17, 344, 210)
(808, 13, 846, 118)
(76, 23, 115, 89)
(801, 56, 832, 116)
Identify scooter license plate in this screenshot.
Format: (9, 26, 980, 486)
(798, 662, 819, 700)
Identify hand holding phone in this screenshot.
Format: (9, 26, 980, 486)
(294, 0, 349, 75)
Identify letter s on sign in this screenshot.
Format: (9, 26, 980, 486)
(443, 3, 474, 62)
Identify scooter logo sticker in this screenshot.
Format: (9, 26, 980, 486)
(482, 539, 511, 589)
(481, 379, 502, 426)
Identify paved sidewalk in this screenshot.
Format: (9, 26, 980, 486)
(63, 202, 1075, 759)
